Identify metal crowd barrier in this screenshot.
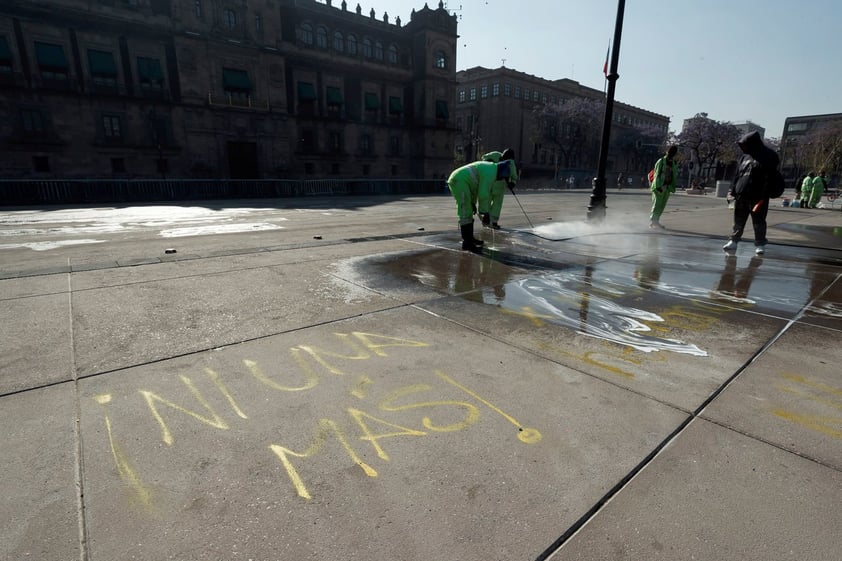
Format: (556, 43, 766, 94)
(0, 179, 447, 206)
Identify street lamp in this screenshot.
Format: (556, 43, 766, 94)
(588, 0, 626, 222)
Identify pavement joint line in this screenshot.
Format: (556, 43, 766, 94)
(67, 261, 91, 561)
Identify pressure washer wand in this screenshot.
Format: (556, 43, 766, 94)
(509, 187, 535, 229)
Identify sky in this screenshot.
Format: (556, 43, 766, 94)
(367, 0, 840, 138)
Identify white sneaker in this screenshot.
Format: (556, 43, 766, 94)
(723, 240, 737, 251)
(755, 245, 765, 255)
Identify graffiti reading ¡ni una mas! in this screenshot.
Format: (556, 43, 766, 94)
(93, 332, 542, 504)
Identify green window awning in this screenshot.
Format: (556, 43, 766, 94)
(435, 100, 449, 119)
(0, 37, 12, 63)
(297, 81, 316, 101)
(87, 49, 117, 76)
(137, 57, 163, 81)
(388, 95, 403, 114)
(34, 41, 68, 69)
(326, 86, 343, 105)
(364, 92, 380, 110)
(222, 68, 251, 91)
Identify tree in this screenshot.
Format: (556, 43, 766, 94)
(532, 97, 604, 172)
(677, 113, 741, 181)
(612, 123, 666, 174)
(802, 122, 842, 179)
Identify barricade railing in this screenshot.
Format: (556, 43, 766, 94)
(0, 178, 447, 206)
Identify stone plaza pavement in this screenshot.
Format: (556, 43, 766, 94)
(1, 190, 841, 561)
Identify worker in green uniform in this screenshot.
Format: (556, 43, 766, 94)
(447, 159, 517, 252)
(479, 148, 517, 229)
(649, 145, 679, 229)
(808, 170, 827, 209)
(799, 172, 815, 208)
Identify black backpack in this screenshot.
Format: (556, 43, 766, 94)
(767, 167, 786, 198)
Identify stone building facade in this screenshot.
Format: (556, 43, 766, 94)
(454, 66, 670, 182)
(779, 112, 842, 184)
(0, 0, 457, 179)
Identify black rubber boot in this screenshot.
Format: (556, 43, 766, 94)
(480, 213, 491, 227)
(460, 222, 483, 253)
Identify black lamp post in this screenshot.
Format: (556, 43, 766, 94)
(588, 0, 626, 221)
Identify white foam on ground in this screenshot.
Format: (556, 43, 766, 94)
(159, 223, 283, 238)
(0, 239, 106, 251)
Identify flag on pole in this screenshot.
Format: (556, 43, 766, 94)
(602, 41, 610, 76)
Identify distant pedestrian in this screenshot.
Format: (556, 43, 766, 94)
(799, 172, 815, 208)
(649, 145, 678, 229)
(617, 172, 624, 190)
(807, 169, 828, 208)
(722, 131, 781, 255)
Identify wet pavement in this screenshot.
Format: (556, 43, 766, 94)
(1, 190, 841, 561)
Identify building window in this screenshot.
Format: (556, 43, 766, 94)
(194, 0, 201, 18)
(329, 131, 343, 153)
(333, 31, 344, 52)
(364, 92, 380, 113)
(102, 115, 122, 139)
(87, 49, 118, 87)
(255, 14, 262, 33)
(33, 155, 50, 172)
(387, 44, 398, 64)
(297, 81, 317, 116)
(388, 95, 403, 115)
(523, 87, 530, 100)
(223, 8, 237, 28)
(492, 83, 500, 97)
(533, 90, 539, 102)
(787, 122, 808, 133)
(222, 67, 252, 103)
(456, 117, 462, 131)
(514, 85, 521, 99)
(362, 164, 370, 176)
(389, 136, 400, 156)
(360, 134, 372, 155)
(0, 36, 13, 72)
(316, 26, 328, 49)
(374, 41, 383, 61)
(298, 23, 313, 45)
(111, 157, 126, 173)
(304, 162, 315, 174)
(435, 100, 449, 120)
(480, 85, 488, 99)
(504, 83, 511, 96)
(326, 86, 343, 117)
(20, 108, 46, 134)
(347, 34, 357, 55)
(362, 38, 372, 58)
(34, 41, 68, 80)
(469, 87, 476, 101)
(458, 90, 466, 103)
(391, 164, 398, 176)
(435, 50, 447, 69)
(137, 57, 164, 91)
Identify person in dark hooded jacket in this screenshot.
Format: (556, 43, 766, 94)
(723, 131, 780, 255)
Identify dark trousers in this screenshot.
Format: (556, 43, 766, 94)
(730, 198, 768, 245)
